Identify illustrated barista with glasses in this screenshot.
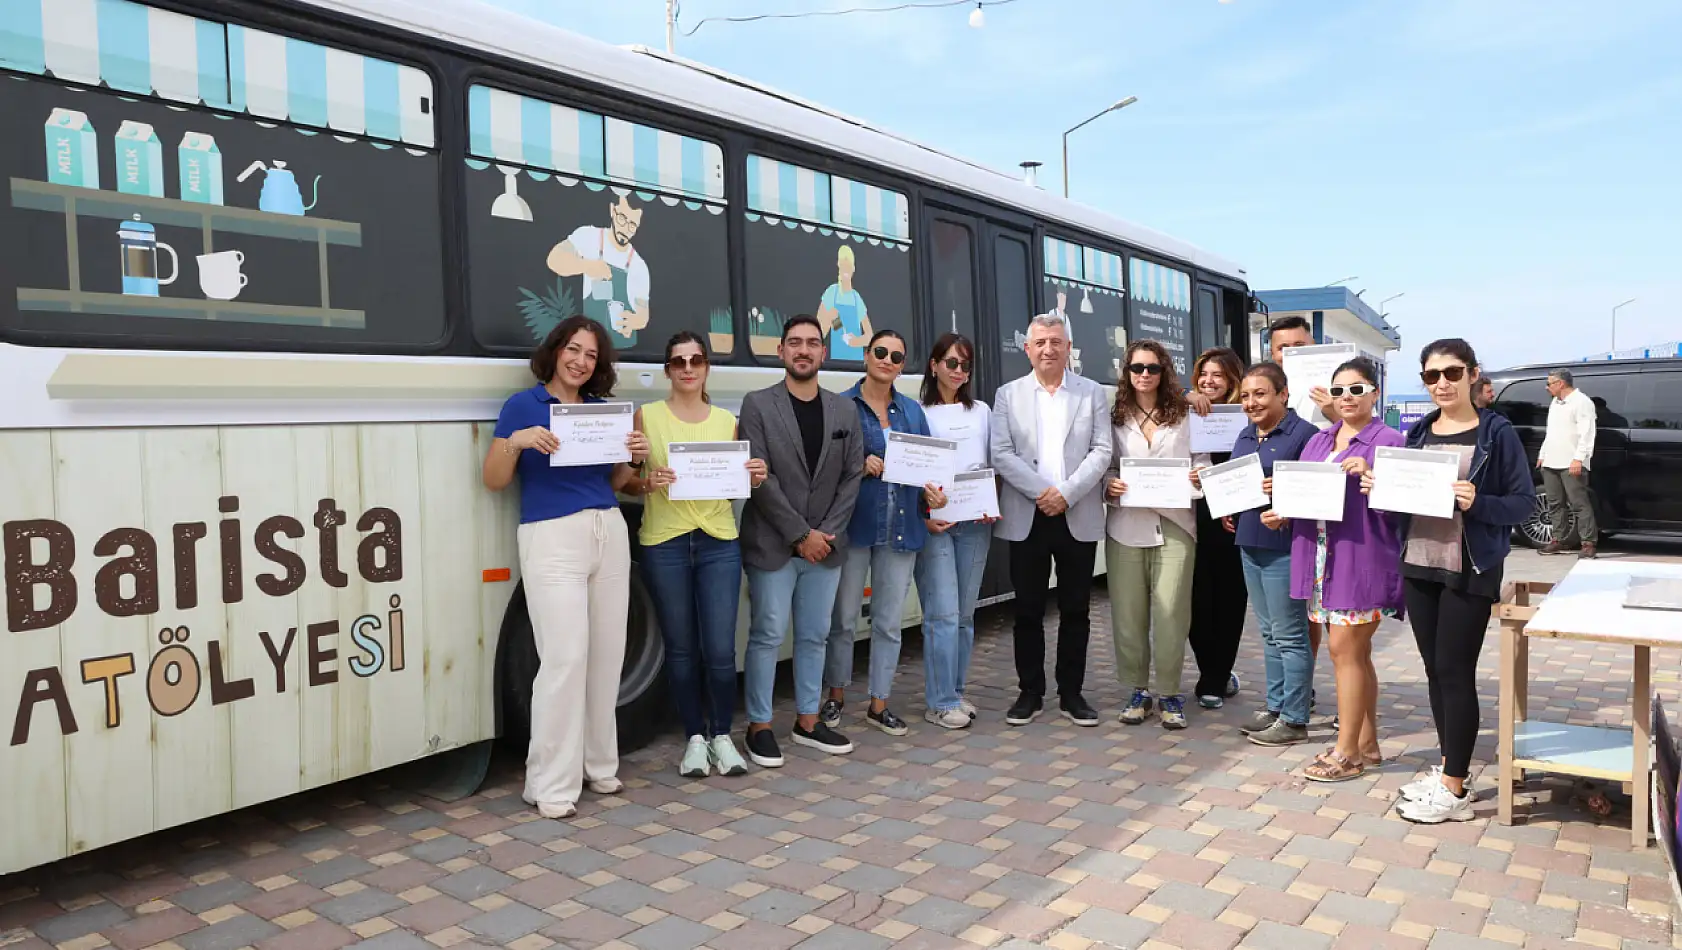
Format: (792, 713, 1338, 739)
(546, 194, 652, 347)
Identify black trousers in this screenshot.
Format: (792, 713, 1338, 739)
(1403, 575, 1494, 780)
(1009, 512, 1097, 700)
(1188, 501, 1248, 698)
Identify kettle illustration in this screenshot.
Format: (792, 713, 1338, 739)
(236, 159, 320, 215)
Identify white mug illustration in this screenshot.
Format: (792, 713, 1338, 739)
(237, 160, 320, 215)
(119, 215, 177, 297)
(197, 250, 247, 300)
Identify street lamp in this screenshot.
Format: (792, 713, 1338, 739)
(1612, 297, 1637, 352)
(1378, 292, 1405, 315)
(1325, 276, 1358, 287)
(667, 0, 1001, 55)
(1063, 96, 1137, 198)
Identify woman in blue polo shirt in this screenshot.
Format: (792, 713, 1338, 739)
(483, 316, 650, 820)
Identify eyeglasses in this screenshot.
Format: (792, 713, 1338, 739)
(871, 346, 906, 365)
(940, 357, 972, 372)
(1420, 366, 1468, 386)
(1328, 383, 1375, 398)
(666, 354, 708, 371)
(1127, 363, 1164, 376)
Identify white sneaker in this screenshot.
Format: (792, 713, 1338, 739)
(1397, 765, 1444, 804)
(537, 801, 577, 820)
(680, 735, 710, 779)
(958, 698, 978, 720)
(1398, 779, 1475, 824)
(709, 735, 749, 776)
(924, 707, 971, 730)
(587, 776, 623, 795)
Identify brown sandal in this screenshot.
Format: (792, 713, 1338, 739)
(1304, 750, 1365, 783)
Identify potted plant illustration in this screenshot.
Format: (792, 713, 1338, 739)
(749, 306, 786, 357)
(516, 278, 577, 342)
(709, 307, 734, 356)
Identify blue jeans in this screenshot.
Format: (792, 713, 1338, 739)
(746, 556, 843, 722)
(1240, 547, 1311, 726)
(639, 530, 742, 739)
(914, 531, 966, 712)
(946, 520, 992, 697)
(826, 544, 918, 701)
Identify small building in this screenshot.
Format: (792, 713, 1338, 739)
(1253, 287, 1402, 392)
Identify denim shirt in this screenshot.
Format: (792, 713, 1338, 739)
(1230, 409, 1318, 552)
(843, 380, 932, 553)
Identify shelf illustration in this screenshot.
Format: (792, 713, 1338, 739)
(10, 178, 365, 330)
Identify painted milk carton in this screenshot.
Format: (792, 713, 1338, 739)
(114, 120, 165, 198)
(44, 108, 99, 189)
(178, 132, 224, 205)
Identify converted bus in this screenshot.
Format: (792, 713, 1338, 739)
(0, 0, 1254, 873)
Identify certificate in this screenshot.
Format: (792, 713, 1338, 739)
(1199, 453, 1269, 519)
(1270, 461, 1347, 522)
(882, 431, 958, 488)
(667, 441, 752, 501)
(1117, 457, 1193, 509)
(1189, 404, 1247, 454)
(1282, 343, 1358, 427)
(549, 401, 633, 467)
(939, 469, 1000, 523)
(1369, 446, 1460, 519)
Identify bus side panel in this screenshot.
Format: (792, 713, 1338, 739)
(324, 424, 374, 782)
(141, 427, 234, 830)
(419, 424, 490, 750)
(357, 425, 428, 771)
(0, 431, 70, 869)
(56, 429, 157, 854)
(295, 425, 346, 790)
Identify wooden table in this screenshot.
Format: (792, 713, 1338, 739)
(1498, 559, 1682, 847)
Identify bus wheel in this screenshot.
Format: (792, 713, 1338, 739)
(495, 574, 669, 754)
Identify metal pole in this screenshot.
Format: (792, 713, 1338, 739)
(1062, 132, 1070, 198)
(1612, 297, 1637, 352)
(666, 0, 677, 54)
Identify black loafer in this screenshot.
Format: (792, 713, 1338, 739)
(1005, 691, 1042, 726)
(1060, 695, 1100, 727)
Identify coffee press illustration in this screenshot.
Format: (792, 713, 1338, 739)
(119, 214, 178, 297)
(236, 159, 320, 215)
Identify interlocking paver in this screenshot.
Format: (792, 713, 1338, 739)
(311, 886, 405, 925)
(1315, 890, 1401, 928)
(734, 888, 825, 925)
(1485, 896, 1578, 937)
(1064, 906, 1157, 948)
(175, 913, 282, 950)
(1241, 920, 1334, 950)
(461, 902, 556, 942)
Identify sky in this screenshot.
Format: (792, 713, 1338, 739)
(484, 0, 1681, 373)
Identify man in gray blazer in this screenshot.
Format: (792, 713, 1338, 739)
(739, 314, 864, 768)
(990, 312, 1114, 728)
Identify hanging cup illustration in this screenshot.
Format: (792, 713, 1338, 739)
(197, 250, 248, 301)
(237, 159, 320, 215)
(119, 215, 178, 297)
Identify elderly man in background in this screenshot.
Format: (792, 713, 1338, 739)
(1538, 368, 1599, 558)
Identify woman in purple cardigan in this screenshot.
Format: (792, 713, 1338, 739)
(1289, 357, 1405, 782)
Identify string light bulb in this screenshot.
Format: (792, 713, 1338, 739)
(968, 2, 985, 27)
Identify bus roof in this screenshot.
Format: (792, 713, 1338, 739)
(301, 0, 1248, 283)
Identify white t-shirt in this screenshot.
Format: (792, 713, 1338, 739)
(567, 225, 651, 306)
(924, 401, 991, 474)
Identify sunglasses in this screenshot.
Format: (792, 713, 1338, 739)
(1420, 366, 1468, 386)
(666, 354, 708, 371)
(1127, 363, 1164, 376)
(871, 346, 906, 365)
(940, 357, 972, 372)
(1328, 383, 1375, 398)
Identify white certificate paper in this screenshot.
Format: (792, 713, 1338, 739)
(549, 401, 633, 467)
(1189, 405, 1247, 454)
(882, 431, 959, 488)
(1271, 461, 1347, 522)
(667, 441, 752, 501)
(1199, 453, 1269, 519)
(1282, 343, 1358, 427)
(939, 469, 1000, 523)
(1117, 457, 1194, 509)
(1369, 446, 1460, 519)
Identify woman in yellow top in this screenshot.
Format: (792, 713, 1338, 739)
(627, 331, 768, 779)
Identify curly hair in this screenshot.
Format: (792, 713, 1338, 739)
(530, 315, 617, 398)
(1111, 339, 1188, 428)
(1191, 347, 1245, 405)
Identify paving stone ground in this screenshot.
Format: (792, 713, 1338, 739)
(5, 544, 1682, 950)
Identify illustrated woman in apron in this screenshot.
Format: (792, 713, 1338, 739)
(820, 244, 870, 361)
(585, 228, 641, 348)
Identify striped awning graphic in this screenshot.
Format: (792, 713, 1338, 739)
(1082, 247, 1124, 291)
(469, 84, 724, 202)
(746, 155, 909, 243)
(1131, 258, 1191, 312)
(1044, 237, 1124, 292)
(1, 0, 435, 148)
(1044, 236, 1081, 280)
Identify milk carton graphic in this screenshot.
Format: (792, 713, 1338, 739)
(115, 120, 165, 198)
(178, 132, 224, 205)
(44, 108, 99, 189)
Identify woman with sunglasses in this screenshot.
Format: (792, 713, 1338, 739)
(1361, 339, 1534, 822)
(915, 333, 995, 728)
(1187, 347, 1249, 709)
(631, 332, 768, 779)
(823, 329, 953, 736)
(1287, 358, 1404, 783)
(1106, 341, 1207, 730)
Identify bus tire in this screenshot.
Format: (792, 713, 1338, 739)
(494, 573, 670, 755)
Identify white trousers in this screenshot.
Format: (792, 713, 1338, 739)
(518, 507, 630, 807)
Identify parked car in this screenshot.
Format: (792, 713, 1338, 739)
(1486, 359, 1682, 547)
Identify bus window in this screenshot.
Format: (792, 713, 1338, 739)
(463, 85, 731, 360)
(742, 155, 914, 365)
(0, 2, 445, 350)
(1041, 237, 1126, 384)
(1129, 257, 1194, 376)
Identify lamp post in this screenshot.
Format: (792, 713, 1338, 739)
(1378, 292, 1405, 316)
(1611, 297, 1637, 352)
(1062, 96, 1137, 198)
(1325, 276, 1358, 287)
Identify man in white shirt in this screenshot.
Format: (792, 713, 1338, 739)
(1538, 369, 1599, 557)
(990, 313, 1113, 728)
(546, 195, 652, 346)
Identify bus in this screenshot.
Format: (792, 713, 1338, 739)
(0, 0, 1254, 874)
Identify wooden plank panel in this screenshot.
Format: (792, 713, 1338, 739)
(291, 427, 339, 790)
(474, 422, 520, 734)
(0, 431, 70, 873)
(54, 429, 155, 855)
(327, 425, 371, 781)
(356, 424, 426, 769)
(418, 423, 486, 749)
(140, 428, 233, 830)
